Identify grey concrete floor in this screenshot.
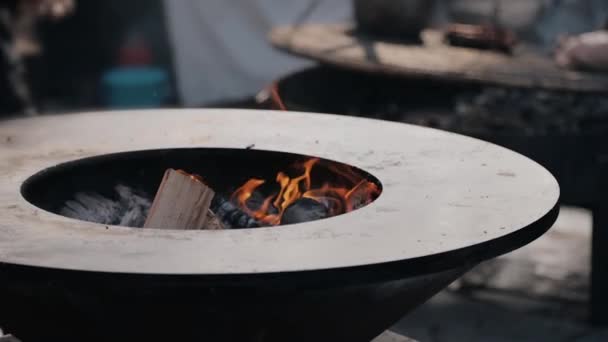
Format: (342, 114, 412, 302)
(391, 206, 607, 341)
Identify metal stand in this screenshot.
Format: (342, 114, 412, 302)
(591, 203, 608, 326)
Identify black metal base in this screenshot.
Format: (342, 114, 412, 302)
(0, 328, 418, 342)
(0, 266, 461, 342)
(591, 204, 608, 326)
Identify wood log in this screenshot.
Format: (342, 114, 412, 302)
(143, 169, 224, 230)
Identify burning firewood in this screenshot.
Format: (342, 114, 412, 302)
(62, 159, 379, 229)
(228, 158, 380, 226)
(144, 169, 224, 230)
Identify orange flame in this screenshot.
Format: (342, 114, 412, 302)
(231, 158, 380, 225)
(269, 83, 287, 111)
(176, 169, 206, 184)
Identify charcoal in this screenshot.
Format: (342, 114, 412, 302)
(447, 87, 608, 136)
(243, 192, 274, 213)
(331, 78, 608, 136)
(210, 195, 262, 229)
(281, 198, 328, 225)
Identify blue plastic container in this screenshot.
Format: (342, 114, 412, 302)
(101, 67, 170, 109)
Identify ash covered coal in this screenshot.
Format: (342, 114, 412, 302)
(60, 185, 338, 229)
(60, 185, 151, 227)
(212, 195, 329, 227)
(210, 195, 262, 229)
(282, 198, 328, 225)
(61, 187, 264, 229)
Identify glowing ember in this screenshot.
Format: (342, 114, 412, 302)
(231, 158, 380, 225)
(176, 169, 206, 184)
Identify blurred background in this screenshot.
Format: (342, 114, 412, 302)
(2, 0, 607, 113)
(2, 0, 608, 341)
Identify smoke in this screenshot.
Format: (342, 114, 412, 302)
(60, 185, 151, 227)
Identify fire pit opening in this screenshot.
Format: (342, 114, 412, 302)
(21, 148, 382, 229)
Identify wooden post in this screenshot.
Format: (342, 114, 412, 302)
(144, 169, 223, 230)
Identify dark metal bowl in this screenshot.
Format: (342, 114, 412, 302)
(353, 0, 435, 39)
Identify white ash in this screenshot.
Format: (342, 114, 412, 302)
(60, 185, 151, 227)
(0, 328, 20, 342)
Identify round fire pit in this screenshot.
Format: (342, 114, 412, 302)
(21, 148, 382, 228)
(0, 109, 559, 342)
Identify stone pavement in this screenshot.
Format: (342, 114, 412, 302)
(374, 330, 418, 342)
(392, 206, 607, 341)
